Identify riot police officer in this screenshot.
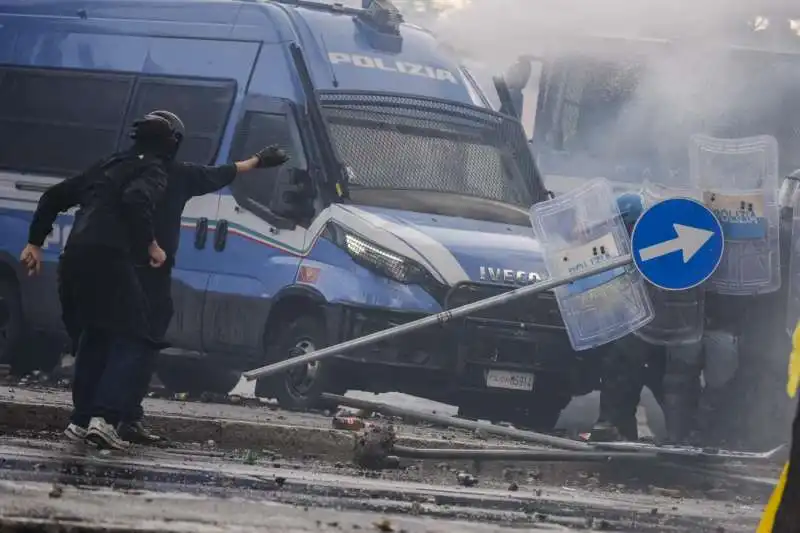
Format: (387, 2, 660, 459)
(20, 112, 173, 450)
(115, 110, 290, 444)
(591, 192, 665, 441)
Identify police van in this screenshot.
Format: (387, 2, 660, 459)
(0, 0, 599, 429)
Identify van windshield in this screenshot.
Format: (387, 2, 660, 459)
(319, 92, 546, 209)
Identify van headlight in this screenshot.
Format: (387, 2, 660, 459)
(326, 223, 437, 285)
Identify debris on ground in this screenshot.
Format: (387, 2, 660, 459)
(373, 518, 394, 532)
(333, 414, 366, 431)
(243, 449, 259, 465)
(456, 472, 478, 487)
(353, 422, 397, 470)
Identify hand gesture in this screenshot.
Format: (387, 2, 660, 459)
(254, 145, 290, 168)
(148, 241, 167, 268)
(20, 244, 43, 276)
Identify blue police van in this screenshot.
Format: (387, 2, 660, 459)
(0, 0, 597, 429)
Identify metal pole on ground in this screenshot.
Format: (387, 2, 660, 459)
(393, 446, 658, 462)
(243, 254, 632, 382)
(322, 392, 594, 451)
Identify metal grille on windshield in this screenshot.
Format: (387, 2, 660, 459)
(317, 91, 545, 208)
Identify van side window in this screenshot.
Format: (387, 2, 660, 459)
(0, 66, 237, 177)
(0, 67, 133, 175)
(123, 77, 236, 165)
(228, 109, 308, 220)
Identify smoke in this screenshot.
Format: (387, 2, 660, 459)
(430, 0, 800, 186)
(425, 0, 798, 450)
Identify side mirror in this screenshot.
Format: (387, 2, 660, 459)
(493, 76, 521, 119)
(269, 167, 317, 224)
(494, 56, 532, 120)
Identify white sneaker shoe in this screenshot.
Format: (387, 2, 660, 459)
(86, 417, 131, 450)
(64, 423, 88, 443)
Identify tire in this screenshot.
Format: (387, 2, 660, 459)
(0, 276, 63, 376)
(256, 315, 345, 411)
(156, 357, 241, 396)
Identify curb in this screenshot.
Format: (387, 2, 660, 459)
(0, 399, 527, 462)
(0, 400, 357, 462)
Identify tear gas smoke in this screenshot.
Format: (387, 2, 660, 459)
(433, 0, 800, 187)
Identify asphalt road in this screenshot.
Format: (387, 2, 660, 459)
(0, 436, 764, 533)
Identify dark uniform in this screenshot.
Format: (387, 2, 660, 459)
(28, 151, 168, 434)
(593, 192, 663, 441)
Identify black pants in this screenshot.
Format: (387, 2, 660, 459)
(70, 328, 152, 427)
(598, 334, 664, 440)
(123, 266, 174, 423)
(59, 246, 154, 428)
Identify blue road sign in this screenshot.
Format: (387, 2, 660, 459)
(631, 198, 724, 291)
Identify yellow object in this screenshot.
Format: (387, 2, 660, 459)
(757, 321, 800, 531)
(757, 463, 789, 532)
(789, 321, 800, 399)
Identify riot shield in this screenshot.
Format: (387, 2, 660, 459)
(530, 178, 654, 351)
(633, 182, 706, 346)
(689, 134, 781, 295)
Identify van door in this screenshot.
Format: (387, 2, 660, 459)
(204, 96, 312, 359)
(120, 75, 238, 351)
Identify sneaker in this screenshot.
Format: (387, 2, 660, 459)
(64, 423, 88, 443)
(117, 421, 164, 445)
(86, 417, 131, 450)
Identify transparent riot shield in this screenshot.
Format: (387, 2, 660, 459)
(689, 134, 781, 295)
(530, 178, 654, 351)
(633, 182, 706, 346)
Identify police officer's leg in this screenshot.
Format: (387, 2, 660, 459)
(661, 340, 703, 444)
(595, 334, 650, 441)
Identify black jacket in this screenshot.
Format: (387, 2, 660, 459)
(153, 162, 237, 265)
(32, 151, 168, 342)
(28, 151, 168, 262)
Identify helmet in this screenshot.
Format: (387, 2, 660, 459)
(616, 192, 644, 229)
(130, 110, 185, 158)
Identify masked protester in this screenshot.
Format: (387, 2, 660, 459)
(115, 110, 290, 445)
(20, 113, 175, 450)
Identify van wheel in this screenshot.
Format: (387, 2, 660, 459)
(157, 357, 241, 397)
(0, 277, 63, 376)
(257, 316, 344, 411)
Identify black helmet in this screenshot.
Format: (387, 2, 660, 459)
(130, 110, 185, 158)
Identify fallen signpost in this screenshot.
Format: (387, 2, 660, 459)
(243, 253, 633, 385)
(323, 392, 594, 452)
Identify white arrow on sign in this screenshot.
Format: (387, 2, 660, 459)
(638, 223, 715, 263)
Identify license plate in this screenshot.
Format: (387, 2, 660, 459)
(485, 370, 534, 391)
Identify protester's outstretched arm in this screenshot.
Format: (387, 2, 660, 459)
(182, 145, 290, 198)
